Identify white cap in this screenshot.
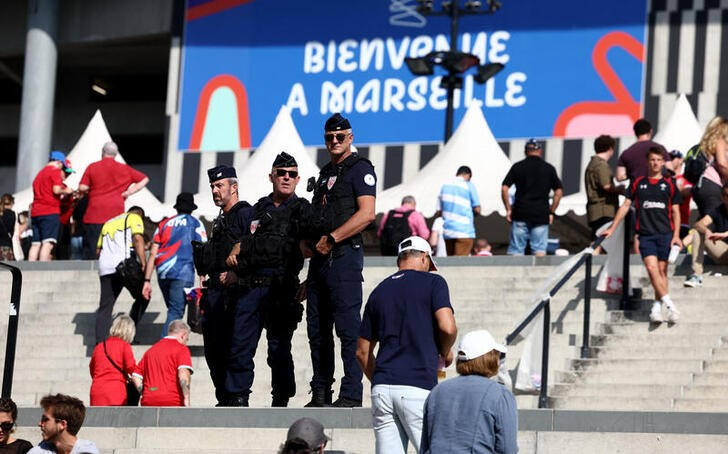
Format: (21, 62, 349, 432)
(398, 236, 437, 271)
(457, 329, 507, 361)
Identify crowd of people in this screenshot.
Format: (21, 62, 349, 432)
(590, 116, 728, 325)
(4, 110, 726, 453)
(74, 113, 517, 454)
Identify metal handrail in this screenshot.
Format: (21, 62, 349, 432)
(505, 235, 605, 408)
(0, 262, 22, 399)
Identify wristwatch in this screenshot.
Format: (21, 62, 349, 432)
(326, 233, 337, 245)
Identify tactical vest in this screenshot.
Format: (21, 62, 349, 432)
(238, 197, 305, 277)
(311, 154, 372, 243)
(204, 201, 250, 275)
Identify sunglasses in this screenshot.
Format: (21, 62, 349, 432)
(274, 169, 298, 178)
(324, 132, 349, 143)
(40, 415, 61, 423)
(0, 421, 13, 432)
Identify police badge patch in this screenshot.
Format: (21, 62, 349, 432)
(250, 219, 260, 234)
(327, 176, 337, 190)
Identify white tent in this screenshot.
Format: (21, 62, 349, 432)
(556, 192, 587, 216)
(14, 110, 173, 221)
(193, 106, 320, 219)
(654, 93, 703, 153)
(377, 104, 513, 217)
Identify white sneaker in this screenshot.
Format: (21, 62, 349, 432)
(684, 274, 703, 288)
(667, 308, 681, 323)
(649, 304, 663, 323)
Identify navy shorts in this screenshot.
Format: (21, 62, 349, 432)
(638, 233, 672, 260)
(31, 214, 61, 244)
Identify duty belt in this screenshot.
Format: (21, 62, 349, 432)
(238, 275, 274, 288)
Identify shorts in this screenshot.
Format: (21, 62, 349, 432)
(638, 233, 672, 260)
(31, 214, 60, 244)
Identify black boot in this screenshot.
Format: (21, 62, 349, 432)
(271, 396, 289, 407)
(227, 395, 249, 407)
(332, 396, 362, 407)
(304, 389, 332, 407)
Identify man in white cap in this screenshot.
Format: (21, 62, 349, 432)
(356, 236, 457, 454)
(421, 329, 518, 454)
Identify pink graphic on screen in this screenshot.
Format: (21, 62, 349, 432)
(553, 31, 644, 138)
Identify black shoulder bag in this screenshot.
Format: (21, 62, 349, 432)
(115, 215, 144, 290)
(103, 340, 140, 406)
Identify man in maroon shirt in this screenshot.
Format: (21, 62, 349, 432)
(78, 141, 149, 259)
(616, 118, 671, 183)
(29, 151, 75, 261)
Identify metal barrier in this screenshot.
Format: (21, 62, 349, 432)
(505, 235, 605, 408)
(0, 262, 22, 399)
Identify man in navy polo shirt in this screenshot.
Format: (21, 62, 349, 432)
(604, 147, 682, 323)
(356, 236, 457, 454)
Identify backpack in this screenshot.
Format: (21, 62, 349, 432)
(683, 144, 709, 184)
(380, 210, 413, 256)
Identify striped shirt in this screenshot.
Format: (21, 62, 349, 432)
(437, 177, 480, 239)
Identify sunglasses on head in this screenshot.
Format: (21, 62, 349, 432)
(324, 132, 349, 143)
(0, 421, 13, 432)
(274, 169, 298, 178)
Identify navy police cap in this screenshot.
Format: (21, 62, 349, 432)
(324, 113, 351, 131)
(207, 165, 237, 183)
(273, 151, 298, 168)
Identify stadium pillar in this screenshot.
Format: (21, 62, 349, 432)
(16, 0, 59, 191)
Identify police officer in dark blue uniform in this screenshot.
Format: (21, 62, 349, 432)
(305, 113, 377, 407)
(193, 165, 251, 406)
(224, 152, 310, 407)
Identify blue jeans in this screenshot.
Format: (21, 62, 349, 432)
(508, 221, 549, 255)
(158, 278, 193, 337)
(371, 384, 430, 454)
(70, 236, 83, 260)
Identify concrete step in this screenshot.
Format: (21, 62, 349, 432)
(673, 398, 728, 412)
(568, 358, 704, 373)
(551, 396, 675, 411)
(551, 383, 684, 398)
(554, 369, 694, 386)
(587, 345, 715, 359)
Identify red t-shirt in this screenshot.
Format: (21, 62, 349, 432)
(675, 173, 693, 225)
(80, 158, 147, 224)
(133, 337, 193, 407)
(59, 185, 74, 225)
(32, 165, 63, 216)
(89, 336, 136, 406)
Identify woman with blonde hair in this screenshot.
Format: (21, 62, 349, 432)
(89, 314, 137, 405)
(685, 116, 728, 288)
(420, 330, 517, 454)
(692, 116, 728, 217)
(0, 194, 16, 261)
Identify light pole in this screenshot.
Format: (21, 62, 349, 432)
(404, 0, 503, 142)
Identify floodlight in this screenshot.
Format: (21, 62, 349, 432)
(465, 0, 482, 11)
(416, 0, 434, 13)
(443, 52, 480, 73)
(404, 57, 435, 76)
(473, 62, 504, 84)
